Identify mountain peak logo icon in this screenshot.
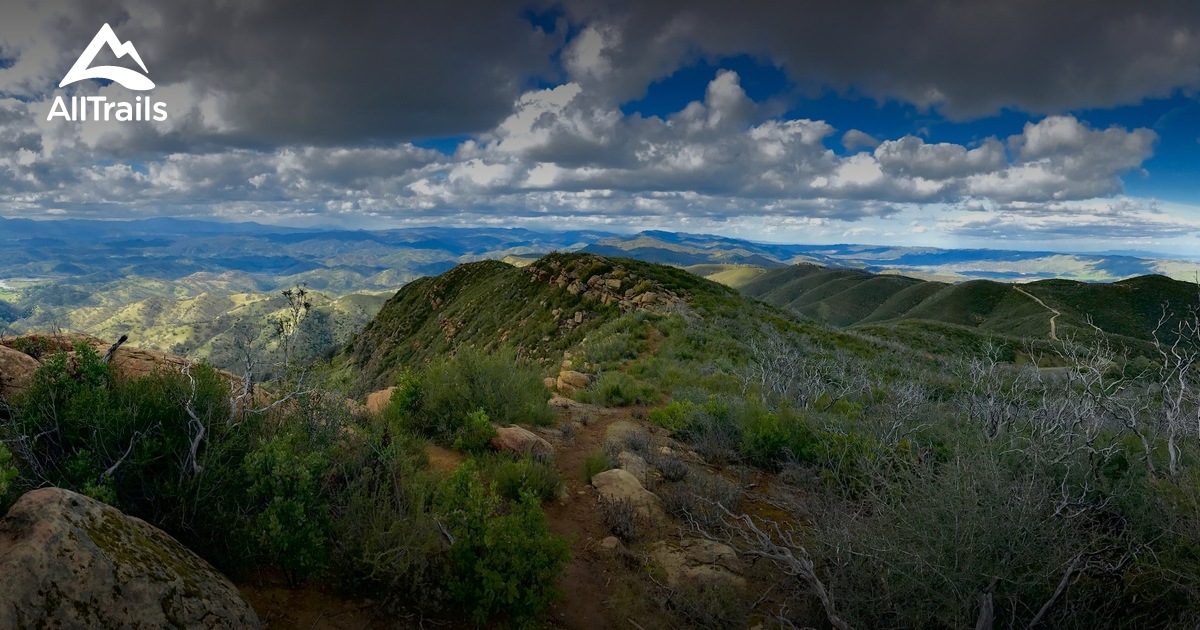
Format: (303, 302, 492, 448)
(59, 23, 154, 91)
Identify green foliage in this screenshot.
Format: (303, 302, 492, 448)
(740, 409, 820, 467)
(244, 428, 333, 584)
(387, 368, 423, 418)
(330, 430, 443, 603)
(648, 400, 694, 432)
(3, 344, 263, 569)
(0, 442, 17, 503)
(582, 371, 658, 407)
(8, 335, 55, 360)
(438, 463, 571, 625)
(451, 408, 498, 454)
(583, 449, 612, 482)
(471, 452, 565, 503)
(392, 348, 553, 446)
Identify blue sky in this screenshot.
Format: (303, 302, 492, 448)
(0, 0, 1198, 254)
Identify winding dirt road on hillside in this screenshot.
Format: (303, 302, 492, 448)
(1014, 286, 1060, 341)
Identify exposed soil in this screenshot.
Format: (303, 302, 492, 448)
(239, 580, 380, 629)
(542, 404, 631, 629)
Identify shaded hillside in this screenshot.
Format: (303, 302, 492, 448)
(342, 253, 742, 391)
(742, 264, 1200, 345)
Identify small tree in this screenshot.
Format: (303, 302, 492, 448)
(274, 284, 313, 369)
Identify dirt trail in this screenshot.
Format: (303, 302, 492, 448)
(543, 403, 638, 629)
(1015, 286, 1060, 341)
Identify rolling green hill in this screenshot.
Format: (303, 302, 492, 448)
(341, 252, 744, 391)
(741, 263, 1200, 346)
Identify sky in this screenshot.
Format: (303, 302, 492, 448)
(0, 0, 1198, 254)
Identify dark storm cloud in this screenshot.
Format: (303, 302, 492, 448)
(560, 0, 1200, 117)
(22, 0, 563, 146)
(7, 0, 1197, 144)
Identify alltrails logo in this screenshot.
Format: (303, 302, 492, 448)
(47, 23, 168, 122)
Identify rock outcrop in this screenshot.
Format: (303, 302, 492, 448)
(526, 254, 685, 314)
(0, 488, 260, 629)
(364, 386, 397, 414)
(556, 369, 591, 392)
(591, 468, 665, 523)
(0, 344, 40, 399)
(650, 538, 746, 592)
(617, 451, 651, 485)
(0, 333, 239, 399)
(491, 425, 555, 459)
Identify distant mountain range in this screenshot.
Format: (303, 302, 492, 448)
(2, 217, 1198, 370)
(582, 230, 1200, 282)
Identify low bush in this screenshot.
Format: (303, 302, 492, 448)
(652, 455, 690, 482)
(0, 443, 17, 504)
(584, 371, 658, 407)
(2, 343, 262, 571)
(659, 471, 741, 529)
(330, 432, 443, 606)
(243, 428, 333, 585)
(473, 452, 564, 503)
(583, 449, 612, 482)
(602, 497, 642, 543)
(669, 583, 748, 630)
(451, 408, 496, 454)
(648, 400, 694, 432)
(387, 348, 553, 445)
(438, 463, 571, 625)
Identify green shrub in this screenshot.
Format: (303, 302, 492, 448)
(396, 348, 553, 445)
(452, 408, 497, 453)
(586, 371, 658, 407)
(4, 345, 260, 571)
(648, 400, 694, 432)
(9, 336, 55, 360)
(583, 449, 613, 482)
(740, 409, 821, 468)
(0, 442, 17, 503)
(381, 367, 422, 430)
(438, 464, 571, 625)
(244, 429, 333, 585)
(474, 452, 565, 503)
(330, 431, 443, 604)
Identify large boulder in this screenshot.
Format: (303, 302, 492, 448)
(556, 370, 591, 392)
(617, 451, 651, 485)
(591, 468, 665, 523)
(365, 386, 397, 414)
(0, 488, 260, 629)
(0, 344, 41, 399)
(491, 425, 554, 459)
(650, 538, 746, 592)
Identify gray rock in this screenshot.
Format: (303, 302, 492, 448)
(650, 538, 746, 592)
(617, 451, 651, 485)
(0, 487, 260, 629)
(591, 469, 665, 523)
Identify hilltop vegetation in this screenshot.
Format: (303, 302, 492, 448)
(342, 252, 737, 391)
(742, 263, 1200, 350)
